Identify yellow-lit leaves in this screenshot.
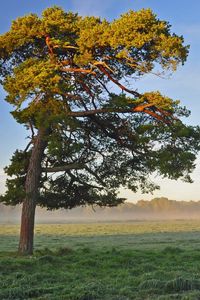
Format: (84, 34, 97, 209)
(142, 91, 180, 111)
(77, 17, 110, 51)
(0, 7, 188, 73)
(13, 97, 68, 127)
(11, 14, 42, 38)
(0, 14, 42, 56)
(108, 9, 188, 71)
(4, 58, 62, 105)
(0, 6, 188, 122)
(42, 7, 79, 37)
(110, 9, 164, 49)
(155, 34, 189, 70)
(75, 8, 188, 72)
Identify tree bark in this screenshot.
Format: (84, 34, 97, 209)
(18, 127, 49, 255)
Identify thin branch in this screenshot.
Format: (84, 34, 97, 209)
(88, 114, 125, 146)
(29, 120, 35, 139)
(45, 35, 54, 59)
(32, 94, 42, 104)
(132, 103, 155, 112)
(60, 67, 96, 75)
(23, 141, 32, 153)
(95, 77, 111, 95)
(143, 109, 170, 124)
(96, 65, 140, 97)
(68, 170, 102, 190)
(93, 61, 115, 74)
(84, 166, 106, 186)
(77, 78, 94, 98)
(54, 45, 79, 50)
(62, 93, 83, 101)
(77, 76, 97, 109)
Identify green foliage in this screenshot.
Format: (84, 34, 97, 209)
(0, 6, 199, 210)
(0, 151, 30, 205)
(4, 150, 30, 177)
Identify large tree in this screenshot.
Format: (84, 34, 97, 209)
(0, 7, 200, 254)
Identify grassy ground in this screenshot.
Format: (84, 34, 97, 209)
(1, 221, 200, 299)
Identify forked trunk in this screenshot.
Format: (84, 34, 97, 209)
(18, 127, 48, 255)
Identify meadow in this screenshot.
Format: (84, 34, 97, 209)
(1, 221, 200, 299)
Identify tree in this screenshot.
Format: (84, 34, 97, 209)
(0, 7, 200, 254)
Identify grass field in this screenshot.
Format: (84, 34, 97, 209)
(1, 221, 200, 299)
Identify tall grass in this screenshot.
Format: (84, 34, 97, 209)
(1, 221, 200, 299)
(1, 247, 200, 299)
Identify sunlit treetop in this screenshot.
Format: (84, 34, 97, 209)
(0, 7, 188, 67)
(0, 6, 188, 117)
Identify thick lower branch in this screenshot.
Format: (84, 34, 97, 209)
(42, 163, 85, 173)
(65, 104, 172, 124)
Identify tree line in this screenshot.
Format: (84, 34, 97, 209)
(1, 198, 200, 222)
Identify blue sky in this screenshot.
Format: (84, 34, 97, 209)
(0, 0, 200, 201)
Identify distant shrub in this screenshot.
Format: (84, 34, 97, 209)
(56, 247, 73, 256)
(162, 247, 184, 254)
(35, 247, 53, 256)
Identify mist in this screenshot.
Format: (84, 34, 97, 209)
(1, 197, 200, 224)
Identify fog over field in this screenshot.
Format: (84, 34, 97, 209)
(1, 197, 200, 223)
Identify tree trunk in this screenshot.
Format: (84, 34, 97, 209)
(18, 127, 48, 255)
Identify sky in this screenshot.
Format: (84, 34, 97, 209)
(0, 0, 200, 202)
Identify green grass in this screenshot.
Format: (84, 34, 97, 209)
(1, 221, 200, 299)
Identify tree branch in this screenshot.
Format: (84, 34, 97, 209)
(60, 67, 96, 75)
(42, 163, 85, 173)
(45, 35, 54, 59)
(65, 104, 172, 124)
(67, 170, 102, 190)
(94, 64, 140, 97)
(24, 141, 32, 153)
(84, 166, 106, 186)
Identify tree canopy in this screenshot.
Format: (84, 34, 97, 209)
(0, 6, 199, 210)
